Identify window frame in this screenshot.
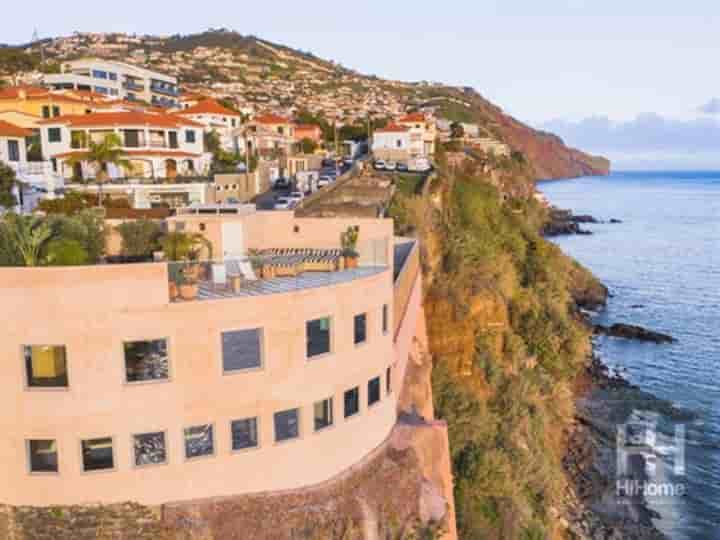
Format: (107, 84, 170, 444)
(305, 315, 333, 360)
(382, 304, 390, 335)
(273, 407, 302, 445)
(220, 327, 265, 375)
(230, 417, 261, 453)
(343, 386, 361, 419)
(368, 376, 381, 408)
(313, 397, 334, 433)
(122, 337, 171, 385)
(131, 430, 169, 469)
(79, 436, 116, 474)
(182, 423, 216, 462)
(26, 439, 59, 475)
(22, 344, 69, 391)
(48, 127, 62, 143)
(7, 139, 20, 162)
(185, 129, 196, 144)
(354, 312, 368, 346)
(386, 366, 393, 395)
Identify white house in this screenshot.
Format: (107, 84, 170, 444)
(173, 99, 243, 152)
(38, 111, 210, 181)
(396, 112, 436, 157)
(44, 58, 180, 108)
(371, 124, 411, 162)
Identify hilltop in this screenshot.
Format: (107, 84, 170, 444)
(7, 29, 609, 180)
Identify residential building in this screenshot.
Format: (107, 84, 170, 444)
(0, 120, 30, 167)
(44, 58, 180, 108)
(371, 124, 411, 162)
(396, 112, 436, 157)
(174, 99, 243, 151)
(0, 86, 98, 119)
(293, 124, 323, 145)
(38, 111, 210, 181)
(0, 210, 425, 510)
(251, 114, 294, 138)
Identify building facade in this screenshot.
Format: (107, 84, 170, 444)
(371, 124, 411, 162)
(0, 212, 410, 508)
(44, 59, 180, 108)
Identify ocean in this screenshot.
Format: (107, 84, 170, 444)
(540, 171, 720, 539)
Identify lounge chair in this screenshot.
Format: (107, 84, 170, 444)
(212, 264, 228, 291)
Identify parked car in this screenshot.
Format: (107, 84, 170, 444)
(288, 191, 304, 204)
(397, 162, 409, 172)
(344, 158, 354, 166)
(374, 160, 386, 170)
(274, 197, 293, 210)
(318, 176, 333, 188)
(385, 161, 397, 171)
(274, 177, 291, 190)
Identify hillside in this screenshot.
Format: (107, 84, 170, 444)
(8, 29, 610, 180)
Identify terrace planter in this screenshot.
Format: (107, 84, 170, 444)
(168, 281, 179, 301)
(179, 283, 199, 300)
(344, 256, 359, 269)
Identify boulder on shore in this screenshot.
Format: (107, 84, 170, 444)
(594, 323, 675, 344)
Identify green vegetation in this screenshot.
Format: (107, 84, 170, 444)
(115, 220, 162, 259)
(66, 133, 130, 203)
(298, 137, 318, 154)
(0, 162, 18, 209)
(391, 161, 596, 539)
(0, 211, 105, 267)
(0, 48, 39, 85)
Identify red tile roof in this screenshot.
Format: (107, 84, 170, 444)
(54, 150, 201, 160)
(177, 99, 241, 117)
(374, 124, 410, 133)
(398, 112, 426, 123)
(0, 119, 32, 137)
(0, 86, 88, 105)
(38, 111, 204, 129)
(254, 113, 290, 125)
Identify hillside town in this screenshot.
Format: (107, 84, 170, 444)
(0, 31, 514, 213)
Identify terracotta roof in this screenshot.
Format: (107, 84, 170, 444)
(0, 86, 88, 105)
(0, 119, 32, 137)
(374, 124, 410, 133)
(54, 150, 201, 160)
(177, 99, 241, 117)
(398, 112, 426, 123)
(38, 111, 204, 129)
(294, 124, 321, 131)
(254, 113, 290, 125)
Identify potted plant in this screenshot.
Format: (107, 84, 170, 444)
(341, 226, 360, 269)
(178, 264, 199, 300)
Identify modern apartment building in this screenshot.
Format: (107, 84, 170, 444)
(0, 210, 424, 508)
(44, 58, 180, 108)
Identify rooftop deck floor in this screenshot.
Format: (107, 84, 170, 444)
(191, 266, 388, 301)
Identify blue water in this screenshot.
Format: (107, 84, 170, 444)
(540, 171, 720, 539)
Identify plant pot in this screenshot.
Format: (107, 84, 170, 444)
(168, 281, 179, 300)
(344, 256, 359, 269)
(179, 282, 199, 300)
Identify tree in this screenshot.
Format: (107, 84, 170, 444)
(160, 231, 213, 261)
(0, 214, 54, 266)
(65, 133, 130, 206)
(115, 219, 162, 258)
(299, 137, 318, 154)
(0, 162, 18, 209)
(45, 238, 89, 266)
(450, 122, 465, 140)
(0, 48, 40, 85)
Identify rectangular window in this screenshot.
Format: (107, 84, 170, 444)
(314, 398, 334, 431)
(92, 69, 108, 79)
(274, 408, 300, 442)
(368, 377, 381, 407)
(124, 129, 141, 148)
(185, 130, 196, 144)
(81, 437, 114, 472)
(222, 329, 262, 372)
(52, 106, 60, 117)
(27, 440, 58, 473)
(123, 339, 169, 383)
(7, 140, 20, 162)
(94, 86, 109, 95)
(386, 366, 392, 395)
(108, 72, 117, 81)
(168, 131, 179, 149)
(42, 106, 50, 119)
(344, 387, 360, 418)
(306, 317, 331, 358)
(184, 424, 214, 459)
(48, 127, 62, 143)
(24, 345, 68, 388)
(133, 431, 167, 467)
(354, 313, 367, 345)
(231, 417, 259, 451)
(71, 131, 86, 149)
(382, 304, 389, 335)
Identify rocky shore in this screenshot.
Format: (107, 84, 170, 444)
(543, 208, 623, 237)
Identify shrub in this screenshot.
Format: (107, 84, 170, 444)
(115, 220, 162, 258)
(46, 239, 89, 266)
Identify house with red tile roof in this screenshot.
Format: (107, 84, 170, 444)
(396, 112, 436, 157)
(174, 99, 243, 152)
(38, 111, 210, 182)
(371, 124, 412, 162)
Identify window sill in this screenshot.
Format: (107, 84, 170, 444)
(306, 351, 333, 362)
(273, 435, 301, 447)
(231, 444, 260, 455)
(80, 467, 117, 476)
(124, 378, 171, 387)
(223, 366, 264, 377)
(313, 423, 335, 435)
(24, 386, 70, 393)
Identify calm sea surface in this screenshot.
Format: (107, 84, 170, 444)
(540, 171, 720, 539)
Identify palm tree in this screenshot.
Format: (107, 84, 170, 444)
(0, 213, 54, 266)
(160, 232, 213, 262)
(66, 133, 130, 207)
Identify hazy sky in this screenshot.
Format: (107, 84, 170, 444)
(2, 0, 719, 168)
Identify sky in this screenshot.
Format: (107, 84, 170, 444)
(2, 0, 720, 169)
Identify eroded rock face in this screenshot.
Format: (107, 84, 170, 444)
(594, 324, 676, 344)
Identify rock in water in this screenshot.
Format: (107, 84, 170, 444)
(594, 323, 675, 344)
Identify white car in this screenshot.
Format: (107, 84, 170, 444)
(385, 161, 397, 171)
(318, 176, 332, 188)
(274, 197, 293, 210)
(288, 191, 304, 203)
(374, 160, 386, 170)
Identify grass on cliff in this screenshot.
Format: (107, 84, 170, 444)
(390, 165, 596, 539)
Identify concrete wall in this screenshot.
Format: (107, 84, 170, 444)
(0, 262, 396, 507)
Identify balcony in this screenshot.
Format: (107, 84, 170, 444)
(123, 81, 145, 92)
(167, 243, 389, 303)
(150, 85, 179, 97)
